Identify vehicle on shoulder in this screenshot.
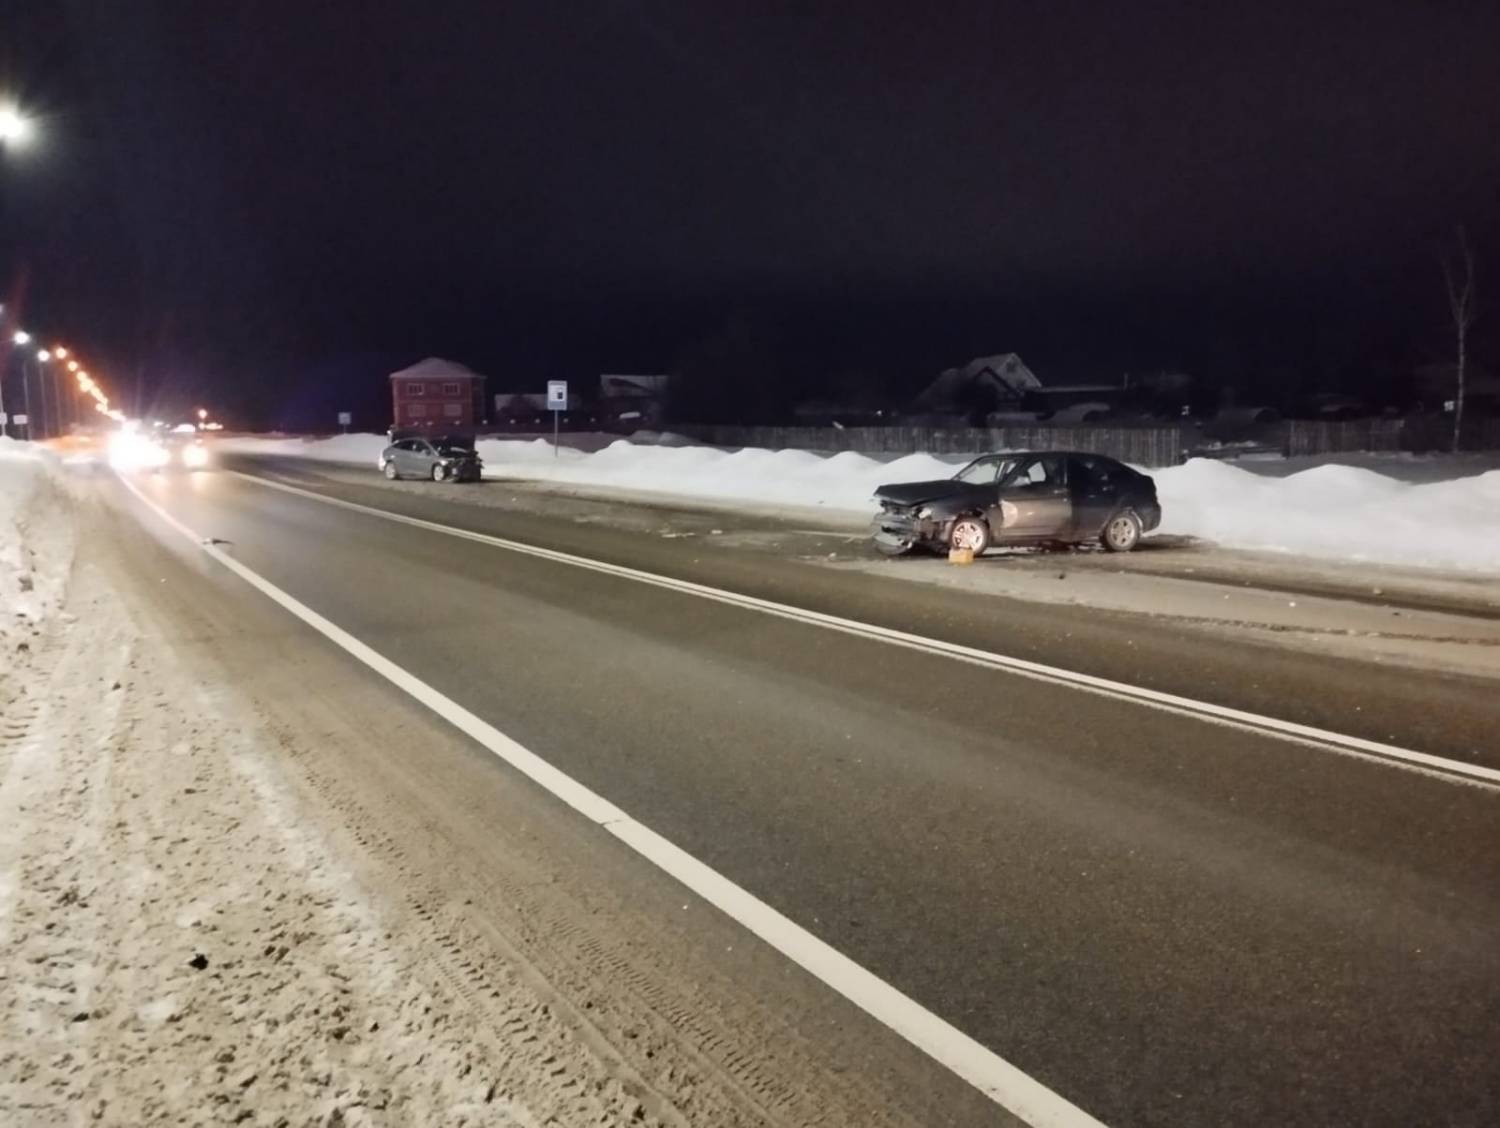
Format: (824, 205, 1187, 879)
(872, 451, 1160, 557)
(378, 433, 483, 482)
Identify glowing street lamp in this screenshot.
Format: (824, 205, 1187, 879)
(12, 330, 30, 345)
(53, 346, 68, 358)
(36, 349, 50, 362)
(67, 360, 78, 372)
(0, 105, 32, 147)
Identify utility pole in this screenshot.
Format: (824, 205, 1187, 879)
(1442, 226, 1477, 454)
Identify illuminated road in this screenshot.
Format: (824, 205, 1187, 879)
(94, 457, 1500, 1127)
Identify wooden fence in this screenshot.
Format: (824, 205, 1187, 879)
(678, 424, 1188, 467)
(677, 417, 1500, 464)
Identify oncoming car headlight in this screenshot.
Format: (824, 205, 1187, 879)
(108, 431, 171, 470)
(181, 443, 210, 468)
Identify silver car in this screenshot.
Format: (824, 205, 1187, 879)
(378, 435, 483, 482)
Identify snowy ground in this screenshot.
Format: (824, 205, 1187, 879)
(0, 440, 74, 659)
(1, 450, 771, 1126)
(220, 434, 1500, 573)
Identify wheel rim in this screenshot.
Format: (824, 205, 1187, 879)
(432, 464, 444, 481)
(952, 520, 986, 551)
(1107, 515, 1137, 548)
(384, 462, 396, 478)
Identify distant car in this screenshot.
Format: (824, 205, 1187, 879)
(378, 434, 482, 482)
(872, 451, 1160, 556)
(161, 430, 212, 469)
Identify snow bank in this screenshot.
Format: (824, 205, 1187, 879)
(1153, 461, 1500, 571)
(0, 439, 73, 653)
(220, 434, 1500, 572)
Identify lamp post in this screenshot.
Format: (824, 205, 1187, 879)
(34, 350, 51, 440)
(0, 104, 33, 225)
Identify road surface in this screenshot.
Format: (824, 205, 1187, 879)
(85, 456, 1500, 1126)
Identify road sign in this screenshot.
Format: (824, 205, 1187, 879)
(546, 381, 568, 457)
(337, 411, 352, 425)
(14, 414, 27, 425)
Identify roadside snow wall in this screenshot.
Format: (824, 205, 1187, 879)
(0, 439, 74, 657)
(218, 434, 1500, 572)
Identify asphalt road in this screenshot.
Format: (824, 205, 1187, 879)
(106, 459, 1500, 1127)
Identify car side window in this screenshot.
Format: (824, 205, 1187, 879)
(955, 457, 1002, 484)
(1007, 457, 1065, 489)
(1071, 455, 1106, 488)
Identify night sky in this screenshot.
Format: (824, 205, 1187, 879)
(3, 1, 1498, 426)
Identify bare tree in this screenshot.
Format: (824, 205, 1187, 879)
(1441, 226, 1477, 452)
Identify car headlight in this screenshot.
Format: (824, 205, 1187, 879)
(915, 507, 934, 521)
(181, 443, 209, 468)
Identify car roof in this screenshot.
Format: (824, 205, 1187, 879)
(973, 450, 1126, 462)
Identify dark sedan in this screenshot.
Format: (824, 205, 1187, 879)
(873, 451, 1161, 556)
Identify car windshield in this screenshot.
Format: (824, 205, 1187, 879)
(953, 456, 1020, 484)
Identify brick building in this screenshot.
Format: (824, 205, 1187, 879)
(389, 357, 486, 431)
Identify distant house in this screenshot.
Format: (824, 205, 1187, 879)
(389, 357, 486, 431)
(599, 373, 668, 428)
(1415, 361, 1499, 413)
(911, 354, 1042, 420)
(913, 354, 1138, 424)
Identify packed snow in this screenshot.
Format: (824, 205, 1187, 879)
(219, 433, 1500, 572)
(0, 438, 72, 653)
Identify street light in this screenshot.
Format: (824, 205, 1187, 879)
(12, 330, 30, 345)
(0, 106, 32, 147)
(36, 349, 50, 362)
(53, 346, 68, 358)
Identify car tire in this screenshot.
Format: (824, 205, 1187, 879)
(383, 460, 398, 480)
(431, 462, 446, 482)
(949, 515, 991, 555)
(1102, 508, 1142, 552)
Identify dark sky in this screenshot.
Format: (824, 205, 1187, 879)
(3, 0, 1498, 424)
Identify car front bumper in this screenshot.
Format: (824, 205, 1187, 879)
(872, 509, 946, 550)
(442, 461, 483, 481)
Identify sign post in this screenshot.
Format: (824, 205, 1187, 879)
(546, 380, 568, 457)
(337, 410, 352, 434)
(14, 413, 28, 440)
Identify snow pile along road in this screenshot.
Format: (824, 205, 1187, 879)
(220, 434, 1500, 571)
(0, 439, 73, 656)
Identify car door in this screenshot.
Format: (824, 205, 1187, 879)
(1067, 455, 1118, 538)
(993, 455, 1072, 538)
(390, 439, 414, 475)
(411, 439, 437, 475)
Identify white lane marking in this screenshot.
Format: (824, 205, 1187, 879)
(116, 473, 1107, 1127)
(230, 469, 1500, 791)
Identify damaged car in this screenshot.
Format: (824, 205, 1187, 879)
(872, 451, 1160, 557)
(379, 433, 484, 482)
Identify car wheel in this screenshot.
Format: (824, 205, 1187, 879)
(1102, 509, 1142, 552)
(431, 462, 446, 482)
(383, 460, 398, 480)
(949, 516, 991, 555)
